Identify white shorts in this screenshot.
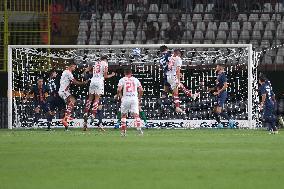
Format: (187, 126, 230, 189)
(121, 97, 139, 114)
(167, 75, 178, 90)
(59, 90, 71, 102)
(89, 80, 104, 95)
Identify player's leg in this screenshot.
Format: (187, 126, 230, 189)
(168, 75, 183, 113)
(264, 109, 278, 134)
(121, 114, 127, 137)
(218, 92, 235, 128)
(161, 78, 170, 98)
(83, 94, 94, 131)
(96, 105, 105, 131)
(173, 86, 184, 113)
(134, 113, 143, 135)
(91, 81, 103, 119)
(120, 98, 129, 136)
(46, 96, 56, 131)
(178, 83, 200, 100)
(33, 104, 41, 126)
(114, 111, 122, 129)
(213, 106, 223, 128)
(92, 94, 100, 117)
(132, 98, 143, 135)
(63, 95, 76, 130)
(139, 106, 149, 128)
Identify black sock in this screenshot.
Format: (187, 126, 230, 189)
(47, 114, 53, 129)
(47, 122, 51, 130)
(97, 110, 103, 125)
(34, 113, 40, 123)
(220, 111, 230, 121)
(214, 112, 221, 123)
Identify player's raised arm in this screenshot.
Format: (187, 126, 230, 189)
(117, 78, 123, 100)
(138, 84, 143, 102)
(104, 66, 115, 79)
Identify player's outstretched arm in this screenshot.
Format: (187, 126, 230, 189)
(260, 93, 266, 111)
(117, 86, 123, 100)
(104, 67, 116, 79)
(72, 79, 88, 85)
(176, 66, 181, 83)
(138, 86, 144, 102)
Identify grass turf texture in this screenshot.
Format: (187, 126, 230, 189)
(0, 129, 283, 189)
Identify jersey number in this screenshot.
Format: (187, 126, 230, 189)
(126, 81, 135, 92)
(94, 64, 101, 74)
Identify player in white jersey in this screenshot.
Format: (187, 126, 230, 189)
(117, 68, 144, 136)
(166, 49, 185, 113)
(82, 55, 115, 131)
(58, 62, 87, 130)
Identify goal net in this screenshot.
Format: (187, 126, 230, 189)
(8, 44, 259, 129)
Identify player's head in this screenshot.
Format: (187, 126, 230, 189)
(216, 63, 225, 72)
(173, 49, 181, 57)
(259, 75, 267, 84)
(49, 69, 57, 78)
(160, 45, 168, 53)
(37, 77, 44, 87)
(100, 55, 108, 62)
(68, 62, 77, 71)
(124, 67, 132, 77)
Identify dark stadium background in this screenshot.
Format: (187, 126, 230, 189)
(1, 0, 284, 128)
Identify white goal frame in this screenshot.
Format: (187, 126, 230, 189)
(8, 44, 254, 129)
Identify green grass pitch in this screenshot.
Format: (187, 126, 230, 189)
(0, 128, 283, 189)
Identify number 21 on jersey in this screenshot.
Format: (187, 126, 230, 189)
(126, 81, 135, 92)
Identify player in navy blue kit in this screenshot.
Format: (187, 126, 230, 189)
(27, 78, 50, 127)
(159, 45, 171, 98)
(209, 63, 235, 128)
(259, 75, 278, 134)
(46, 70, 65, 130)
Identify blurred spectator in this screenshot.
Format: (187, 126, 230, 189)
(167, 20, 182, 43)
(52, 23, 61, 36)
(79, 0, 90, 12)
(214, 0, 235, 20)
(145, 22, 158, 41)
(181, 0, 192, 11)
(64, 0, 79, 11)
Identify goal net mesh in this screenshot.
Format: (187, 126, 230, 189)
(9, 45, 259, 129)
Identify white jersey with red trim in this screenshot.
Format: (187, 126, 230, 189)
(166, 56, 182, 76)
(91, 60, 108, 82)
(59, 70, 74, 92)
(118, 76, 142, 98)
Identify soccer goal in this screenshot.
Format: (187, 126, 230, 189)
(8, 44, 259, 129)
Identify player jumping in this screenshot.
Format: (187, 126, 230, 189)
(82, 55, 115, 131)
(259, 75, 278, 134)
(59, 62, 87, 131)
(117, 67, 144, 136)
(159, 45, 172, 98)
(208, 63, 235, 128)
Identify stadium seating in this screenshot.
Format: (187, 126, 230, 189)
(75, 1, 284, 64)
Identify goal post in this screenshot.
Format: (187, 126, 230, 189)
(8, 44, 258, 129)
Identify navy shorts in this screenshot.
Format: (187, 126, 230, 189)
(263, 106, 276, 122)
(163, 74, 170, 87)
(34, 101, 50, 113)
(47, 95, 66, 111)
(216, 91, 227, 108)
